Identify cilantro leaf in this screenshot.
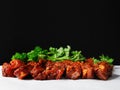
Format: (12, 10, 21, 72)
(27, 46, 42, 61)
(11, 52, 27, 62)
(99, 54, 114, 64)
(70, 51, 85, 61)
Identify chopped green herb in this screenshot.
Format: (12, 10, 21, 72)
(11, 52, 27, 62)
(10, 46, 114, 64)
(92, 54, 114, 65)
(99, 54, 114, 64)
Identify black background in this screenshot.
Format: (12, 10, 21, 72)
(0, 1, 120, 65)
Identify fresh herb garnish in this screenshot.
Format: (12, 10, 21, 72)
(11, 46, 114, 64)
(92, 54, 114, 64)
(11, 52, 27, 62)
(11, 45, 85, 62)
(99, 54, 114, 64)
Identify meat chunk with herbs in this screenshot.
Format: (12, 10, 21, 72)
(10, 60, 25, 69)
(65, 61, 81, 79)
(2, 63, 15, 77)
(94, 61, 113, 80)
(45, 61, 65, 80)
(30, 63, 46, 80)
(14, 65, 30, 79)
(81, 62, 94, 79)
(2, 60, 25, 77)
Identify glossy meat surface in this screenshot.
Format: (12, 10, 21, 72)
(2, 59, 113, 80)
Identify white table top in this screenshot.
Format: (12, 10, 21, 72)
(0, 66, 120, 90)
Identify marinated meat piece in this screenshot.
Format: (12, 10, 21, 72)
(81, 62, 94, 79)
(14, 65, 30, 79)
(30, 59, 48, 80)
(27, 61, 37, 67)
(63, 60, 73, 67)
(10, 60, 25, 69)
(85, 58, 94, 66)
(65, 61, 81, 79)
(45, 62, 65, 80)
(33, 71, 47, 80)
(45, 60, 55, 70)
(54, 62, 65, 79)
(94, 61, 113, 80)
(2, 58, 113, 80)
(2, 63, 15, 77)
(13, 61, 38, 79)
(30, 64, 46, 80)
(2, 60, 25, 77)
(38, 59, 47, 66)
(27, 61, 37, 71)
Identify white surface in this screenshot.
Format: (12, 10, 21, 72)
(0, 66, 120, 90)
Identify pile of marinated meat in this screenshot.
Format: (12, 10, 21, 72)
(2, 59, 113, 80)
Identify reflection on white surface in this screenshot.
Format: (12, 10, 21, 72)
(0, 66, 120, 90)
